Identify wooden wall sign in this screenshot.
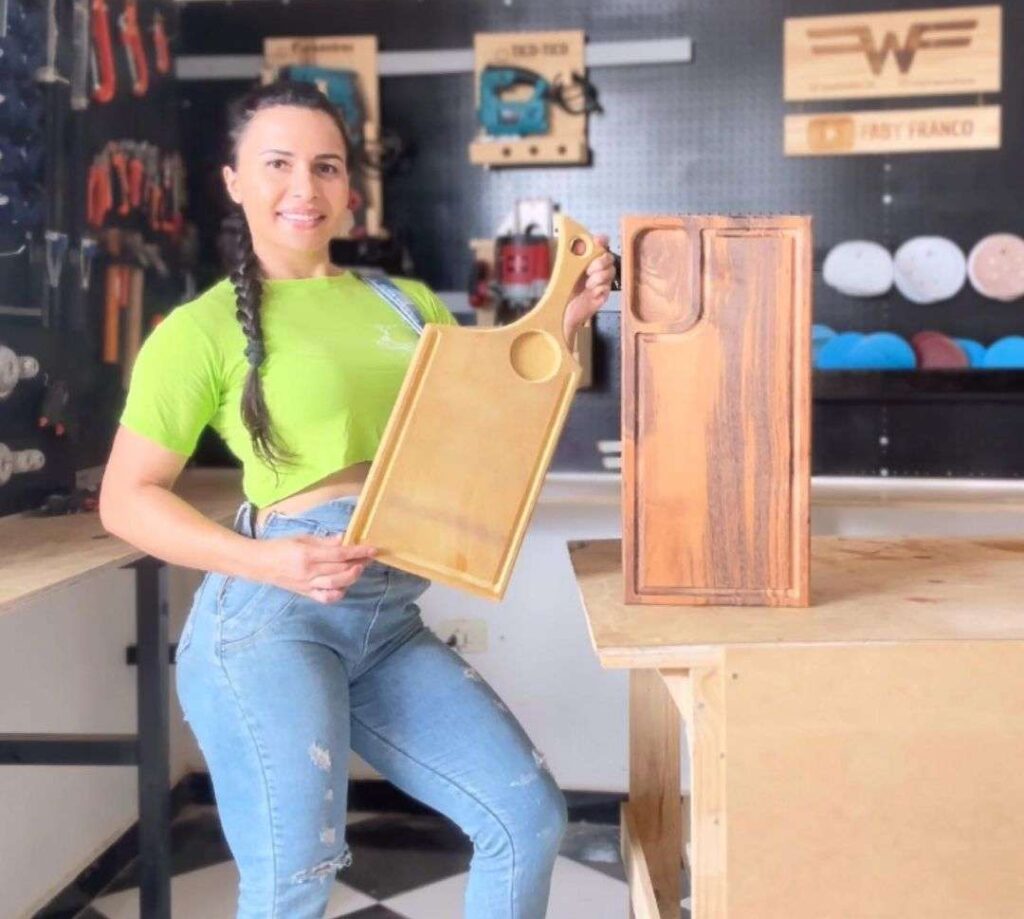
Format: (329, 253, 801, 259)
(785, 104, 1001, 156)
(344, 215, 603, 601)
(469, 30, 589, 167)
(263, 36, 382, 236)
(621, 216, 812, 607)
(784, 6, 1002, 101)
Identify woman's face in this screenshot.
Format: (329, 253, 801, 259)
(222, 105, 351, 256)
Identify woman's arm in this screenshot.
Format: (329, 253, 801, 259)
(99, 425, 264, 579)
(100, 426, 376, 601)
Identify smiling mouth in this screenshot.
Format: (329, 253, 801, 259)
(277, 212, 326, 228)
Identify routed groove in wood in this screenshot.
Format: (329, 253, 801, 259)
(621, 215, 812, 607)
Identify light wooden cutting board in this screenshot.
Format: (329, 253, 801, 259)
(621, 215, 812, 607)
(344, 214, 603, 600)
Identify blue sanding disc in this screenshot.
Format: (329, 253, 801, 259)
(983, 336, 1024, 368)
(845, 332, 916, 370)
(816, 331, 865, 370)
(954, 338, 986, 367)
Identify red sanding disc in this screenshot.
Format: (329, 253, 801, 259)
(911, 331, 969, 369)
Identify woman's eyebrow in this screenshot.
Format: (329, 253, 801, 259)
(258, 149, 344, 161)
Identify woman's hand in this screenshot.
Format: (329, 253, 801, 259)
(253, 533, 377, 604)
(563, 234, 615, 348)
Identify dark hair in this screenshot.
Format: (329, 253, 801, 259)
(220, 79, 351, 475)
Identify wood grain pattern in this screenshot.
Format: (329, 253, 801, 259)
(622, 215, 811, 607)
(784, 6, 1002, 101)
(722, 642, 1024, 918)
(0, 468, 241, 614)
(568, 537, 1024, 669)
(344, 215, 601, 600)
(629, 668, 682, 916)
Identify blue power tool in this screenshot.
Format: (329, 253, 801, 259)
(284, 65, 365, 148)
(478, 66, 552, 137)
(478, 65, 604, 137)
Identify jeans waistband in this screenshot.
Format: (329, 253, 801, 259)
(232, 496, 360, 539)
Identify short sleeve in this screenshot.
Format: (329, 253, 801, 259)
(119, 308, 221, 456)
(401, 280, 458, 327)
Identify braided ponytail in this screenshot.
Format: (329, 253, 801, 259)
(221, 207, 294, 475)
(220, 78, 352, 477)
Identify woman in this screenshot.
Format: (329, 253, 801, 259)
(100, 79, 614, 919)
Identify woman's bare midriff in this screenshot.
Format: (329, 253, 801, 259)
(254, 462, 371, 530)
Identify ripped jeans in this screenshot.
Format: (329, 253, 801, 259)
(174, 496, 567, 919)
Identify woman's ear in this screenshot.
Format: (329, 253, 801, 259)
(222, 165, 242, 205)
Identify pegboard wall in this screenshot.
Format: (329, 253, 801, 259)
(169, 0, 1024, 477)
(0, 0, 187, 515)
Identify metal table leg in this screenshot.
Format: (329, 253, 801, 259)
(131, 557, 172, 919)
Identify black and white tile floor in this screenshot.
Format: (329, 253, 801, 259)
(82, 803, 691, 918)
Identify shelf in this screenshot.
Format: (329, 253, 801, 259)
(813, 370, 1024, 402)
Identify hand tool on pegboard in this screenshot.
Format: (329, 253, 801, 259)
(90, 0, 116, 103)
(0, 442, 46, 489)
(0, 342, 40, 400)
(37, 0, 71, 331)
(477, 65, 602, 138)
(151, 10, 170, 76)
(34, 0, 64, 84)
(118, 0, 148, 97)
(38, 377, 70, 436)
(101, 228, 126, 365)
(68, 234, 98, 332)
(86, 146, 113, 228)
(70, 0, 90, 109)
(110, 143, 131, 216)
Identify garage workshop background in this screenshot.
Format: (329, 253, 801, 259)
(3, 2, 1024, 917)
(1, 0, 1022, 521)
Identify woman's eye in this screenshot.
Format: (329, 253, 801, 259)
(267, 159, 289, 170)
(317, 162, 341, 176)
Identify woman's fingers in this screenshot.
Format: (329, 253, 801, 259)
(308, 566, 368, 591)
(302, 536, 377, 564)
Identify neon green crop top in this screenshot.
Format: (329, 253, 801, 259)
(119, 272, 456, 507)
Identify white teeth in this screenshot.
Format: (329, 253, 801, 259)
(279, 213, 322, 226)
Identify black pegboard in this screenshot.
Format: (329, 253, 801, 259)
(175, 0, 1024, 478)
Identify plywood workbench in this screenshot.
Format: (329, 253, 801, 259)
(568, 536, 1024, 919)
(0, 467, 242, 918)
(0, 468, 241, 614)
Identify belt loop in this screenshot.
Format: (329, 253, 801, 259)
(248, 504, 258, 539)
(232, 502, 248, 534)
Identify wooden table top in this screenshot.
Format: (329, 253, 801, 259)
(568, 537, 1024, 669)
(0, 468, 243, 614)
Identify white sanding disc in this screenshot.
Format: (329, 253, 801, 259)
(967, 233, 1024, 302)
(893, 236, 966, 304)
(822, 240, 894, 297)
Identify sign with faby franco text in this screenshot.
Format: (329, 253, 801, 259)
(785, 105, 1000, 156)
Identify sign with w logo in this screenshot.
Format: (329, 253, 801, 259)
(785, 6, 1001, 100)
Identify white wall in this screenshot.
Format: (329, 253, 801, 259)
(3, 476, 1023, 916)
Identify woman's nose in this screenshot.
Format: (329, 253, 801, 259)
(288, 165, 316, 198)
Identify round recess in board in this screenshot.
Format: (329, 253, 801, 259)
(509, 329, 561, 383)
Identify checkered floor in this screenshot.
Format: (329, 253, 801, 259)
(80, 803, 691, 918)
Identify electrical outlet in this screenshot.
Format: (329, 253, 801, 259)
(437, 618, 488, 653)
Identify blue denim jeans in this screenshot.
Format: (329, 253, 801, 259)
(175, 496, 567, 919)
